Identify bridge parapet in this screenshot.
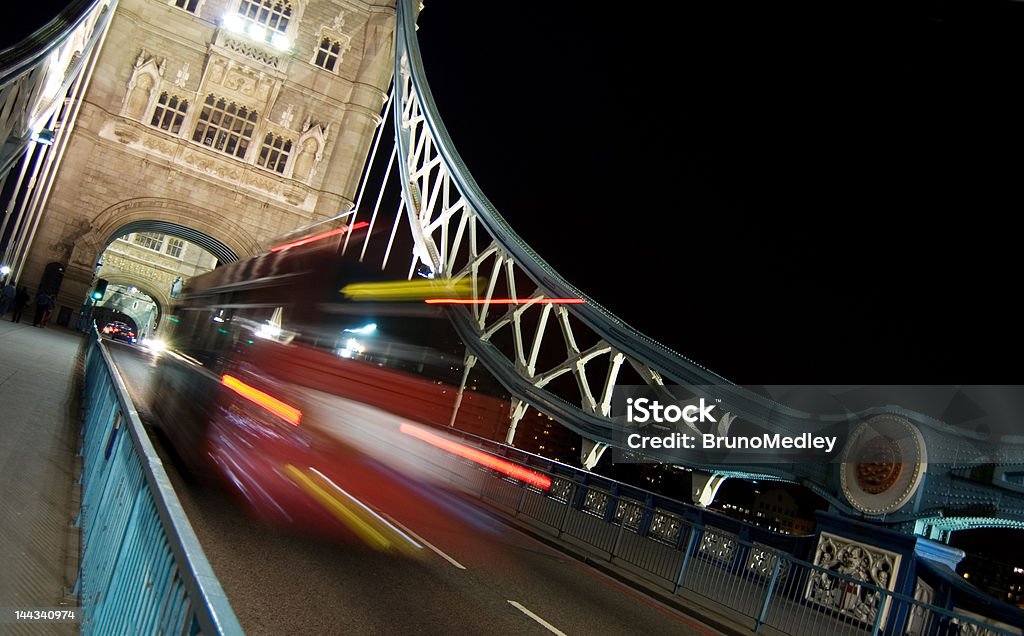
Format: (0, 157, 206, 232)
(77, 325, 242, 634)
(423, 424, 1024, 635)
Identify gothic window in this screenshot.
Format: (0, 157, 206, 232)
(165, 237, 185, 258)
(192, 94, 257, 159)
(237, 0, 292, 35)
(134, 232, 164, 251)
(257, 133, 292, 174)
(172, 0, 201, 12)
(314, 37, 341, 72)
(150, 92, 189, 134)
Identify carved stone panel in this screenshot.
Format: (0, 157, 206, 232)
(807, 532, 901, 626)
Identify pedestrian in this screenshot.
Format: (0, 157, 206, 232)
(11, 286, 29, 323)
(41, 292, 55, 327)
(0, 280, 14, 318)
(33, 290, 51, 327)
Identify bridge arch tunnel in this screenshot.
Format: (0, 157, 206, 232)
(90, 275, 166, 339)
(100, 220, 240, 265)
(36, 197, 264, 329)
(86, 221, 234, 333)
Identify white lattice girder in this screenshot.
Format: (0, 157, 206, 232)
(392, 48, 700, 443)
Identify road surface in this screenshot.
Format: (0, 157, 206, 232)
(106, 339, 721, 636)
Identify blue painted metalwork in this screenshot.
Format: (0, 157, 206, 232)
(430, 427, 1023, 634)
(78, 326, 242, 635)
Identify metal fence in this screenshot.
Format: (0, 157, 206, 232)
(433, 428, 1021, 636)
(77, 327, 242, 635)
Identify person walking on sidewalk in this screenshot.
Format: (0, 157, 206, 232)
(33, 290, 54, 327)
(0, 280, 14, 318)
(11, 286, 30, 323)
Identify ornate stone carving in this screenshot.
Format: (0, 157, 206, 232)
(208, 58, 227, 84)
(175, 62, 190, 88)
(283, 184, 306, 206)
(224, 68, 255, 95)
(807, 532, 900, 626)
(182, 150, 242, 181)
(243, 171, 282, 195)
(331, 11, 346, 31)
(141, 134, 176, 156)
(292, 138, 319, 182)
(279, 103, 294, 129)
(221, 36, 283, 71)
(905, 579, 934, 636)
(112, 120, 142, 144)
(101, 252, 178, 285)
(292, 121, 329, 182)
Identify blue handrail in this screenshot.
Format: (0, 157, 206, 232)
(78, 325, 243, 634)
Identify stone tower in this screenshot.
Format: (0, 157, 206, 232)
(19, 0, 395, 321)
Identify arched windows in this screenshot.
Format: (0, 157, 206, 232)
(150, 93, 189, 134)
(236, 0, 292, 36)
(172, 0, 201, 13)
(314, 38, 342, 72)
(192, 94, 258, 159)
(257, 133, 292, 174)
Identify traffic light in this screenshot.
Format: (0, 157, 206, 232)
(92, 278, 108, 301)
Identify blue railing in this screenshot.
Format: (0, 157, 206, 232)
(427, 426, 1023, 636)
(77, 326, 242, 635)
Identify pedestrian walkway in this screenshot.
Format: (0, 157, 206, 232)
(0, 320, 83, 635)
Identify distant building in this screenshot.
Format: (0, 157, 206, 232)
(515, 407, 580, 465)
(959, 554, 1024, 608)
(753, 488, 815, 535)
(712, 485, 816, 536)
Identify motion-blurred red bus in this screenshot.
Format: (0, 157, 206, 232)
(151, 223, 519, 551)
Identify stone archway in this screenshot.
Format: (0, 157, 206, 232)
(95, 273, 168, 326)
(71, 197, 262, 273)
(103, 220, 238, 265)
(57, 197, 262, 308)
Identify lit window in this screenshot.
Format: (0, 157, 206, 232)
(173, 0, 200, 12)
(166, 237, 185, 258)
(134, 232, 164, 252)
(150, 92, 189, 134)
(314, 38, 341, 72)
(257, 133, 292, 173)
(237, 0, 291, 35)
(192, 94, 257, 159)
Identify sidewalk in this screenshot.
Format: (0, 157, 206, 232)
(0, 320, 83, 635)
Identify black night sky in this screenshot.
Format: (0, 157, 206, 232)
(416, 0, 1024, 386)
(0, 3, 75, 50)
